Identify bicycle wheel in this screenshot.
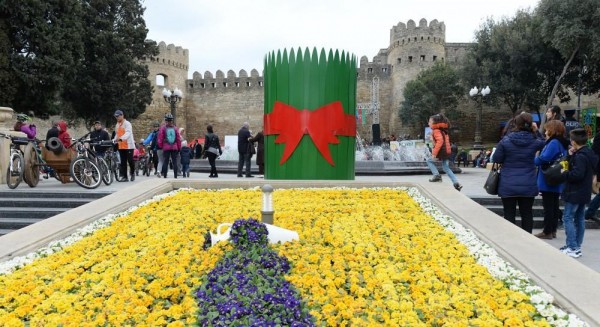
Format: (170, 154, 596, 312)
(23, 143, 39, 187)
(6, 153, 24, 189)
(70, 157, 102, 189)
(98, 158, 112, 185)
(110, 155, 121, 181)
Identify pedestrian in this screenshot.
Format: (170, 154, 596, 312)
(112, 109, 136, 182)
(585, 129, 600, 220)
(563, 109, 583, 138)
(558, 128, 598, 258)
(90, 120, 111, 157)
(143, 122, 160, 175)
(194, 140, 203, 159)
(249, 130, 265, 177)
(57, 121, 72, 149)
(203, 124, 222, 178)
(237, 122, 253, 177)
(45, 121, 60, 150)
(426, 113, 463, 191)
(533, 120, 569, 239)
(157, 113, 182, 178)
(180, 140, 192, 177)
(14, 113, 36, 139)
(491, 112, 545, 233)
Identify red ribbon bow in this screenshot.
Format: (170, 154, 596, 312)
(264, 101, 356, 166)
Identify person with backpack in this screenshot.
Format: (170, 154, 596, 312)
(157, 113, 182, 178)
(143, 122, 160, 175)
(426, 113, 463, 191)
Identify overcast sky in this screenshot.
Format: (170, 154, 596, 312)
(143, 0, 540, 78)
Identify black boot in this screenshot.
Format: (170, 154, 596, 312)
(429, 175, 442, 182)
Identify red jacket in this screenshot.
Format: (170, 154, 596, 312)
(58, 121, 71, 148)
(431, 122, 450, 159)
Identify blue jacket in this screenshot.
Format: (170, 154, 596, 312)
(561, 146, 598, 204)
(491, 131, 545, 197)
(180, 146, 192, 165)
(534, 137, 569, 193)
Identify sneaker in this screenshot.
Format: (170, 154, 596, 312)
(559, 245, 568, 251)
(453, 183, 463, 191)
(560, 247, 582, 258)
(429, 175, 442, 182)
(237, 174, 243, 178)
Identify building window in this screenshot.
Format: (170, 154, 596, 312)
(382, 67, 387, 73)
(408, 56, 413, 62)
(235, 82, 240, 87)
(188, 83, 193, 88)
(223, 82, 228, 87)
(200, 83, 205, 88)
(368, 68, 373, 73)
(397, 58, 401, 64)
(414, 37, 417, 41)
(247, 82, 251, 87)
(433, 56, 437, 61)
(211, 83, 216, 88)
(258, 81, 263, 86)
(420, 55, 425, 61)
(155, 74, 166, 86)
(421, 36, 423, 41)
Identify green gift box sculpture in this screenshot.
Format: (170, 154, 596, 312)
(264, 48, 357, 180)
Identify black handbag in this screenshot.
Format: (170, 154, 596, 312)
(542, 158, 567, 186)
(484, 163, 501, 195)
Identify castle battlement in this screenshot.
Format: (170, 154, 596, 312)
(189, 69, 264, 90)
(145, 41, 189, 71)
(390, 18, 446, 46)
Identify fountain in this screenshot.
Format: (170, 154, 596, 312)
(190, 134, 461, 175)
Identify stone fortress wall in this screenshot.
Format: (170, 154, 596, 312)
(133, 18, 547, 147)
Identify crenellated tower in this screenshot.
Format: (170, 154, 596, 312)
(139, 41, 189, 137)
(386, 18, 447, 134)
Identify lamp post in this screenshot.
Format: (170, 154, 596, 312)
(162, 87, 183, 125)
(469, 86, 491, 150)
(261, 184, 274, 224)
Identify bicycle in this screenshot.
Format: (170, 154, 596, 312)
(69, 134, 102, 189)
(103, 145, 121, 182)
(89, 140, 115, 186)
(1, 133, 29, 189)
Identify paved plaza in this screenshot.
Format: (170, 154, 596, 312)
(1, 165, 598, 273)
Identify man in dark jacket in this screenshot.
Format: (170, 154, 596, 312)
(45, 121, 59, 150)
(90, 121, 111, 157)
(237, 122, 253, 177)
(585, 131, 600, 220)
(559, 128, 598, 258)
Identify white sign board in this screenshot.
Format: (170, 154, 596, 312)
(224, 135, 238, 151)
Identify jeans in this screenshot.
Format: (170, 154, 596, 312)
(425, 158, 458, 184)
(501, 197, 535, 233)
(162, 150, 179, 178)
(585, 193, 600, 219)
(181, 163, 189, 177)
(563, 201, 585, 250)
(541, 192, 561, 234)
(237, 152, 252, 176)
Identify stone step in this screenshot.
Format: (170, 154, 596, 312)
(478, 203, 600, 229)
(0, 198, 91, 208)
(0, 191, 110, 199)
(0, 207, 67, 219)
(0, 217, 45, 229)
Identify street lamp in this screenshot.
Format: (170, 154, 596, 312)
(469, 85, 491, 150)
(162, 87, 183, 125)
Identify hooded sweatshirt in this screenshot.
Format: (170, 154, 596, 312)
(561, 146, 599, 204)
(430, 122, 451, 159)
(57, 121, 71, 148)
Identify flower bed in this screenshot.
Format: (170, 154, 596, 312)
(0, 188, 587, 326)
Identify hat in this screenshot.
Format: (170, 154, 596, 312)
(181, 140, 188, 147)
(93, 120, 101, 125)
(164, 113, 174, 121)
(153, 122, 160, 127)
(114, 110, 124, 117)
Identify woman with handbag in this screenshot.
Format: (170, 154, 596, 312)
(491, 112, 545, 233)
(534, 120, 569, 239)
(203, 124, 222, 178)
